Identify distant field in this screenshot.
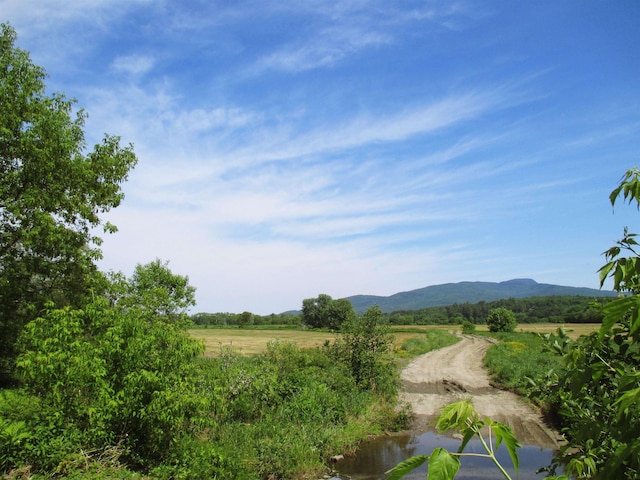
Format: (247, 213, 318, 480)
(189, 323, 600, 356)
(482, 322, 598, 339)
(190, 327, 446, 356)
(392, 323, 600, 339)
(190, 328, 338, 356)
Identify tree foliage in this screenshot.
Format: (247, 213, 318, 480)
(486, 307, 517, 332)
(301, 293, 356, 329)
(541, 167, 640, 479)
(13, 288, 205, 467)
(0, 23, 137, 371)
(107, 259, 196, 324)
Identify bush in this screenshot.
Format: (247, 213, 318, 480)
(13, 299, 207, 469)
(326, 306, 397, 397)
(461, 320, 476, 334)
(486, 307, 517, 332)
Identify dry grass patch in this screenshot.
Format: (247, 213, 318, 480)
(507, 322, 599, 339)
(189, 328, 338, 356)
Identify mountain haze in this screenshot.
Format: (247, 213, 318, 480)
(346, 279, 615, 314)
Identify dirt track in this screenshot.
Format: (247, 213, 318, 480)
(399, 335, 561, 448)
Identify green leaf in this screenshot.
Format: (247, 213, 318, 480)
(614, 386, 640, 420)
(385, 455, 429, 480)
(427, 448, 460, 480)
(601, 296, 637, 337)
(490, 421, 521, 472)
(457, 426, 477, 454)
(436, 400, 478, 432)
(598, 260, 616, 287)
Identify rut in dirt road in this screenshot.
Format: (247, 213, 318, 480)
(399, 335, 561, 449)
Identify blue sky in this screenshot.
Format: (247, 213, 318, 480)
(4, 1, 640, 314)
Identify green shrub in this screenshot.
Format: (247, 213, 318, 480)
(150, 436, 236, 480)
(486, 307, 517, 332)
(461, 320, 476, 334)
(326, 306, 397, 397)
(0, 389, 86, 472)
(13, 299, 207, 469)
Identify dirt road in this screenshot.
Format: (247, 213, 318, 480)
(399, 335, 561, 448)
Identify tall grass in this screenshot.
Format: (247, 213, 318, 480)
(483, 332, 563, 399)
(395, 329, 460, 358)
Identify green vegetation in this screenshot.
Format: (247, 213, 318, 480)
(482, 169, 640, 479)
(486, 307, 517, 333)
(192, 294, 609, 328)
(483, 331, 565, 416)
(461, 320, 476, 334)
(191, 311, 301, 327)
(1, 287, 402, 478)
(537, 168, 640, 479)
(302, 293, 357, 329)
(325, 306, 396, 396)
(395, 328, 460, 357)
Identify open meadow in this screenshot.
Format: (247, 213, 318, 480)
(189, 323, 599, 355)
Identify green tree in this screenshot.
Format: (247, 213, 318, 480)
(0, 23, 137, 372)
(486, 307, 517, 332)
(238, 311, 254, 328)
(108, 259, 196, 323)
(301, 294, 356, 329)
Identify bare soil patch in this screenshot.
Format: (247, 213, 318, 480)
(399, 335, 562, 448)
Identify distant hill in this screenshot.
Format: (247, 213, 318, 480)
(345, 279, 616, 314)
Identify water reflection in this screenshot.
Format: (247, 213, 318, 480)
(336, 431, 557, 480)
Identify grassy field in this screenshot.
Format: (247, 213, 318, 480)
(189, 323, 599, 355)
(190, 328, 338, 355)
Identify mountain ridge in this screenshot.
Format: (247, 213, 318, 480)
(344, 278, 616, 314)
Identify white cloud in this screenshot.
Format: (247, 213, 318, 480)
(111, 54, 155, 77)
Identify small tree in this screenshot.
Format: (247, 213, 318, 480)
(327, 305, 396, 396)
(486, 307, 517, 333)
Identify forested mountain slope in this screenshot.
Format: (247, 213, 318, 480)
(346, 278, 615, 313)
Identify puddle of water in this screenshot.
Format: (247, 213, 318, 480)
(335, 431, 558, 480)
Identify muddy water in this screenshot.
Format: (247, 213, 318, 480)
(335, 431, 558, 480)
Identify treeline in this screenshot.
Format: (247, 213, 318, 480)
(385, 295, 610, 325)
(191, 311, 300, 326)
(193, 295, 611, 328)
